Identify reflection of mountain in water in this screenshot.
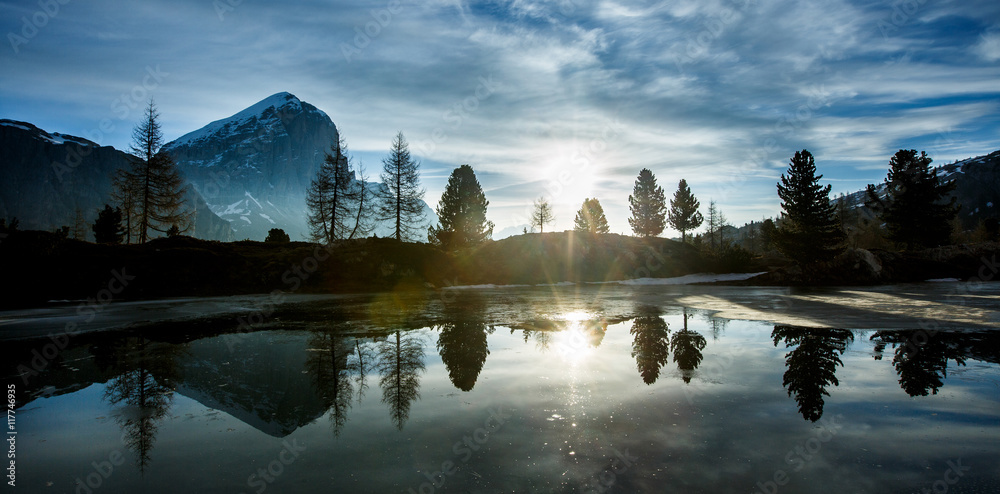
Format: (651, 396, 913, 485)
(172, 332, 331, 437)
(772, 326, 854, 422)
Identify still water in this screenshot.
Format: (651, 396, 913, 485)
(5, 285, 1000, 493)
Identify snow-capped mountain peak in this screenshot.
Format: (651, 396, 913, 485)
(168, 92, 326, 148)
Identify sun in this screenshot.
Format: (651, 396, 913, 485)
(551, 311, 603, 363)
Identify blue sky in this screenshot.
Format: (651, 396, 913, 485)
(2, 0, 998, 235)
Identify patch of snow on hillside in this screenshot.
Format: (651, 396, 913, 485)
(259, 213, 275, 224)
(245, 191, 262, 209)
(220, 199, 246, 216)
(611, 272, 767, 285)
(1, 121, 31, 131)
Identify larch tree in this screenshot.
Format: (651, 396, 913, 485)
(428, 164, 494, 250)
(115, 100, 191, 243)
(573, 198, 610, 234)
(865, 149, 957, 249)
(377, 132, 426, 241)
(776, 149, 845, 264)
(628, 168, 667, 237)
(306, 135, 359, 244)
(531, 196, 554, 233)
(667, 179, 703, 243)
(705, 200, 728, 249)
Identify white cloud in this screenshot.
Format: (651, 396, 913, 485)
(975, 29, 1000, 62)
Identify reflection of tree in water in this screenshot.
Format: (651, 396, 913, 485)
(870, 330, 967, 397)
(376, 331, 426, 430)
(709, 318, 728, 341)
(306, 332, 357, 436)
(630, 313, 670, 385)
(772, 326, 854, 422)
(672, 311, 706, 384)
(353, 339, 376, 403)
(437, 318, 492, 392)
(96, 337, 180, 472)
(581, 319, 608, 348)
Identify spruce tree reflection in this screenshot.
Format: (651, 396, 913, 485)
(96, 337, 179, 472)
(772, 326, 854, 422)
(672, 311, 707, 383)
(376, 331, 426, 430)
(871, 330, 967, 397)
(436, 296, 491, 392)
(353, 339, 376, 403)
(630, 310, 670, 385)
(306, 331, 357, 436)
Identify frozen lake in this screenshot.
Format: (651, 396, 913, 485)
(3, 282, 1000, 493)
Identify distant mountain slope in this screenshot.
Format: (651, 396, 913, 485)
(0, 120, 234, 241)
(840, 149, 1000, 226)
(163, 92, 436, 241)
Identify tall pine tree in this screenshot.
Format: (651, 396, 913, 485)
(428, 164, 494, 249)
(377, 132, 426, 241)
(667, 179, 703, 243)
(115, 100, 191, 243)
(573, 198, 610, 234)
(628, 168, 667, 237)
(776, 150, 845, 264)
(865, 149, 957, 249)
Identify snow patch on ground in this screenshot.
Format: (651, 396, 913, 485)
(609, 272, 767, 285)
(925, 278, 961, 282)
(259, 213, 274, 224)
(442, 284, 532, 290)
